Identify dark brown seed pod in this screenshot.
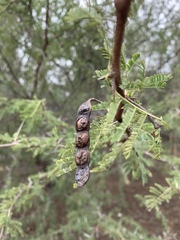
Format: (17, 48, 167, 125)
(75, 148, 90, 165)
(76, 117, 89, 131)
(76, 131, 89, 148)
(75, 164, 90, 187)
(75, 98, 102, 187)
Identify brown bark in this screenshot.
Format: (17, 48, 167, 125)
(111, 0, 131, 122)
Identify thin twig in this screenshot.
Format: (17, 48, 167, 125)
(126, 96, 162, 129)
(31, 0, 50, 98)
(144, 151, 167, 162)
(0, 188, 24, 239)
(14, 121, 25, 141)
(0, 0, 15, 14)
(0, 49, 29, 98)
(0, 179, 33, 239)
(53, 60, 75, 89)
(89, 98, 102, 104)
(0, 50, 19, 84)
(0, 141, 19, 148)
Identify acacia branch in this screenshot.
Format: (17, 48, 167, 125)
(0, 180, 33, 239)
(0, 189, 23, 239)
(31, 0, 50, 98)
(111, 0, 131, 123)
(144, 151, 166, 162)
(0, 50, 29, 98)
(0, 141, 19, 148)
(0, 0, 15, 14)
(112, 0, 131, 92)
(53, 60, 75, 89)
(0, 51, 19, 84)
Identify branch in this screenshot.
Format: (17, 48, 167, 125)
(0, 0, 15, 14)
(0, 179, 32, 239)
(0, 141, 19, 148)
(31, 0, 50, 98)
(0, 50, 29, 98)
(0, 189, 23, 239)
(126, 96, 162, 129)
(53, 60, 75, 89)
(28, 0, 33, 21)
(111, 0, 131, 123)
(157, 48, 180, 71)
(117, 94, 166, 129)
(112, 0, 131, 92)
(144, 151, 167, 162)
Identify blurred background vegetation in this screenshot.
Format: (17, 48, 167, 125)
(0, 0, 179, 239)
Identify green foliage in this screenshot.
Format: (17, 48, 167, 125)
(121, 55, 172, 94)
(98, 213, 160, 240)
(145, 175, 180, 211)
(0, 175, 48, 239)
(0, 97, 72, 238)
(91, 51, 170, 182)
(125, 73, 172, 92)
(123, 112, 147, 159)
(49, 142, 76, 179)
(126, 52, 141, 75)
(0, 47, 174, 238)
(100, 40, 112, 60)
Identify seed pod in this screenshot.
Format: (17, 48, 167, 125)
(76, 131, 89, 148)
(75, 98, 101, 187)
(75, 148, 90, 165)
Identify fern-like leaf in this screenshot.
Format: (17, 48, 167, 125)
(49, 142, 76, 178)
(145, 181, 179, 211)
(120, 45, 127, 71)
(143, 73, 172, 89)
(124, 80, 144, 91)
(112, 107, 136, 143)
(126, 53, 140, 75)
(137, 60, 146, 81)
(91, 146, 119, 172)
(123, 113, 147, 159)
(100, 40, 112, 60)
(90, 100, 120, 154)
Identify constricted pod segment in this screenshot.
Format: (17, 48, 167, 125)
(75, 98, 101, 187)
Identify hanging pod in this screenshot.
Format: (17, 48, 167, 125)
(75, 98, 101, 187)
